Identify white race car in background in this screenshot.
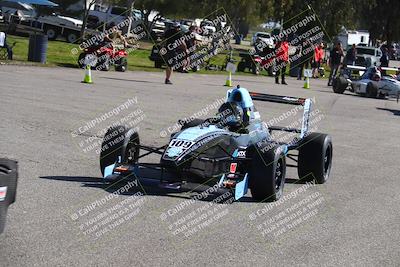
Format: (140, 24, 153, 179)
(332, 65, 400, 101)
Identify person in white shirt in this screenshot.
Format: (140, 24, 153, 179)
(0, 32, 13, 60)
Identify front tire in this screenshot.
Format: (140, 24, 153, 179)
(332, 76, 348, 94)
(298, 133, 333, 184)
(237, 61, 246, 72)
(366, 82, 378, 98)
(97, 54, 110, 71)
(100, 126, 127, 177)
(248, 144, 286, 202)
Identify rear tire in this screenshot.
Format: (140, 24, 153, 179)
(237, 61, 246, 72)
(66, 32, 78, 43)
(332, 76, 347, 94)
(366, 82, 378, 98)
(45, 27, 58, 40)
(116, 58, 128, 72)
(100, 126, 127, 176)
(247, 144, 286, 202)
(298, 133, 333, 184)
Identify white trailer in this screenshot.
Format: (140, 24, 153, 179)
(337, 29, 370, 48)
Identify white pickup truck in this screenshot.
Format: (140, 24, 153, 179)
(88, 6, 141, 29)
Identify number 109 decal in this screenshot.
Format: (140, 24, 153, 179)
(165, 139, 195, 158)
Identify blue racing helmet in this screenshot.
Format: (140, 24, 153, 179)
(217, 102, 244, 131)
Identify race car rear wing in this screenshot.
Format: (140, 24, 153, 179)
(249, 92, 307, 105)
(249, 92, 312, 139)
(345, 65, 398, 71)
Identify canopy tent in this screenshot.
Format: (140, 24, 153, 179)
(0, 1, 34, 11)
(2, 0, 57, 7)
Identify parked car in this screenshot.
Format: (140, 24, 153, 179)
(199, 20, 216, 36)
(88, 5, 141, 29)
(251, 32, 274, 47)
(354, 46, 382, 67)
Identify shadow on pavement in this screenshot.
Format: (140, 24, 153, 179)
(40, 172, 304, 204)
(100, 77, 159, 84)
(376, 107, 400, 116)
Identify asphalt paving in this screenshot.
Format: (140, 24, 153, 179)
(0, 65, 399, 266)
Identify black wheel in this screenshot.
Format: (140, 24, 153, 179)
(66, 32, 78, 43)
(121, 129, 140, 164)
(251, 62, 259, 75)
(366, 82, 378, 98)
(180, 118, 205, 130)
(100, 126, 127, 177)
(96, 54, 110, 71)
(116, 58, 128, 72)
(155, 61, 163, 68)
(247, 144, 286, 202)
(298, 133, 333, 184)
(267, 67, 274, 76)
(78, 53, 86, 68)
(237, 61, 246, 72)
(332, 76, 348, 94)
(45, 27, 58, 40)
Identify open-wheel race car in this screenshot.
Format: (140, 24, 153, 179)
(333, 65, 400, 101)
(99, 87, 333, 202)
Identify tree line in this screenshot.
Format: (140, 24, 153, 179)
(54, 0, 400, 44)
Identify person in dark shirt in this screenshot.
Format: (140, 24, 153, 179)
(297, 39, 314, 80)
(163, 23, 187, 84)
(346, 44, 356, 66)
(328, 42, 344, 86)
(274, 36, 289, 85)
(380, 46, 390, 75)
(380, 46, 389, 67)
(184, 25, 198, 71)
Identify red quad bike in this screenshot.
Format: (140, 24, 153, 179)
(78, 43, 128, 72)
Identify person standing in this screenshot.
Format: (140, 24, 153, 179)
(328, 42, 344, 86)
(184, 25, 199, 71)
(163, 23, 187, 84)
(274, 37, 289, 85)
(346, 44, 357, 66)
(312, 42, 324, 78)
(0, 32, 13, 60)
(380, 46, 390, 75)
(298, 39, 314, 80)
